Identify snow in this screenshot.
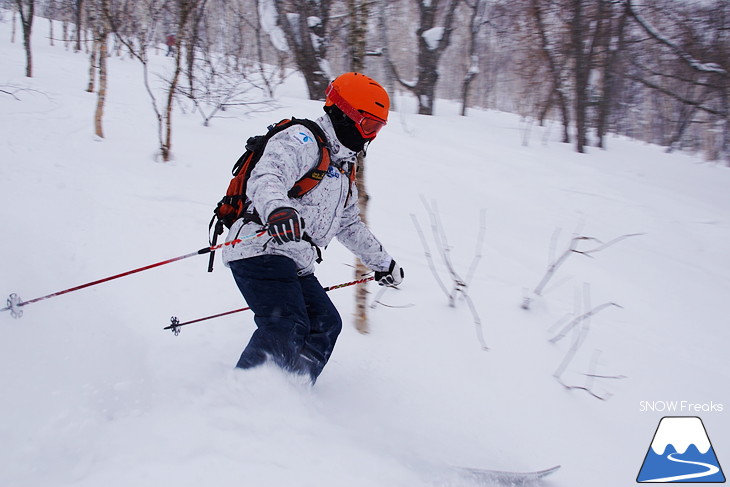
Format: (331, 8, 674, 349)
(2, 15, 730, 487)
(651, 417, 711, 455)
(258, 0, 289, 52)
(422, 26, 444, 50)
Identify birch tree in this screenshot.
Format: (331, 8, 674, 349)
(346, 0, 371, 334)
(88, 0, 110, 138)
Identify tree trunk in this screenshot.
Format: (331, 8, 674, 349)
(378, 0, 396, 111)
(277, 0, 332, 101)
(16, 0, 35, 78)
(461, 0, 486, 116)
(354, 154, 370, 334)
(94, 31, 108, 138)
(87, 37, 97, 92)
(531, 0, 570, 143)
(571, 0, 588, 153)
(163, 47, 182, 161)
(389, 0, 458, 115)
(22, 28, 33, 77)
(11, 7, 17, 43)
(62, 20, 69, 49)
(596, 0, 629, 149)
(75, 0, 83, 52)
(347, 0, 368, 73)
(347, 0, 371, 333)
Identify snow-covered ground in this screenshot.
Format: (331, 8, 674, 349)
(2, 16, 729, 487)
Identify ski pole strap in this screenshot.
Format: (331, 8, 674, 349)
(302, 233, 323, 263)
(207, 220, 224, 272)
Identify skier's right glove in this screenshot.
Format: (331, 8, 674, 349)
(375, 260, 404, 287)
(267, 207, 305, 245)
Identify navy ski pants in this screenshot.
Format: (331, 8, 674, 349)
(230, 255, 342, 382)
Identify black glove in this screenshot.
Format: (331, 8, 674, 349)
(267, 207, 305, 244)
(375, 260, 404, 287)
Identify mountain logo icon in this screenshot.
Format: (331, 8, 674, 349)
(637, 416, 725, 483)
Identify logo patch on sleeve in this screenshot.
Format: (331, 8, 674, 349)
(292, 131, 314, 145)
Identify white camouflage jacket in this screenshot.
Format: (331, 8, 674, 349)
(221, 114, 393, 276)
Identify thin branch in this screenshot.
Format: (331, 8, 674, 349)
(626, 73, 726, 117)
(550, 302, 623, 344)
(0, 86, 46, 101)
(369, 286, 414, 309)
(551, 286, 624, 401)
(464, 209, 486, 287)
(577, 233, 645, 256)
(411, 213, 451, 300)
(0, 88, 20, 100)
(411, 199, 488, 351)
(523, 231, 643, 309)
(463, 292, 489, 351)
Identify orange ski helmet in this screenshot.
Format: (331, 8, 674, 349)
(325, 72, 389, 138)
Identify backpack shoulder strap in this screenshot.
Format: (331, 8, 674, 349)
(287, 118, 331, 198)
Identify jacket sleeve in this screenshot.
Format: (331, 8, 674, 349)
(246, 127, 320, 222)
(335, 179, 393, 272)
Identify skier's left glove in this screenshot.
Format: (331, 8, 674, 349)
(375, 260, 404, 287)
(267, 206, 305, 245)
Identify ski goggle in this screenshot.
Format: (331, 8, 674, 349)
(325, 84, 387, 139)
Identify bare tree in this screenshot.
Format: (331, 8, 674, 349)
(530, 0, 571, 143)
(106, 0, 168, 160)
(227, 0, 287, 99)
(625, 0, 730, 162)
(160, 0, 209, 160)
(460, 0, 492, 116)
(594, 0, 631, 149)
(15, 0, 35, 77)
(273, 0, 333, 100)
(390, 0, 459, 115)
(74, 0, 84, 51)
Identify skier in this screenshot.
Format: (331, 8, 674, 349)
(165, 33, 176, 57)
(222, 72, 404, 384)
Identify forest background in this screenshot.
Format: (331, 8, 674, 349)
(5, 0, 730, 165)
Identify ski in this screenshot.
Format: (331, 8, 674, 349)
(455, 464, 561, 485)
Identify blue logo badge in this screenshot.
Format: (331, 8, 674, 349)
(637, 417, 725, 483)
(292, 132, 313, 145)
(326, 166, 340, 178)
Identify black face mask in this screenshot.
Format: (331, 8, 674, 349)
(324, 105, 369, 152)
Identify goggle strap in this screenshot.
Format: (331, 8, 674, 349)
(326, 85, 364, 125)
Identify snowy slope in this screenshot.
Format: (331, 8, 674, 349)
(2, 17, 730, 487)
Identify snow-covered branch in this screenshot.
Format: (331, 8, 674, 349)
(627, 1, 728, 77)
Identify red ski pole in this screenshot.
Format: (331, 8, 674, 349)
(165, 276, 375, 335)
(2, 230, 267, 319)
